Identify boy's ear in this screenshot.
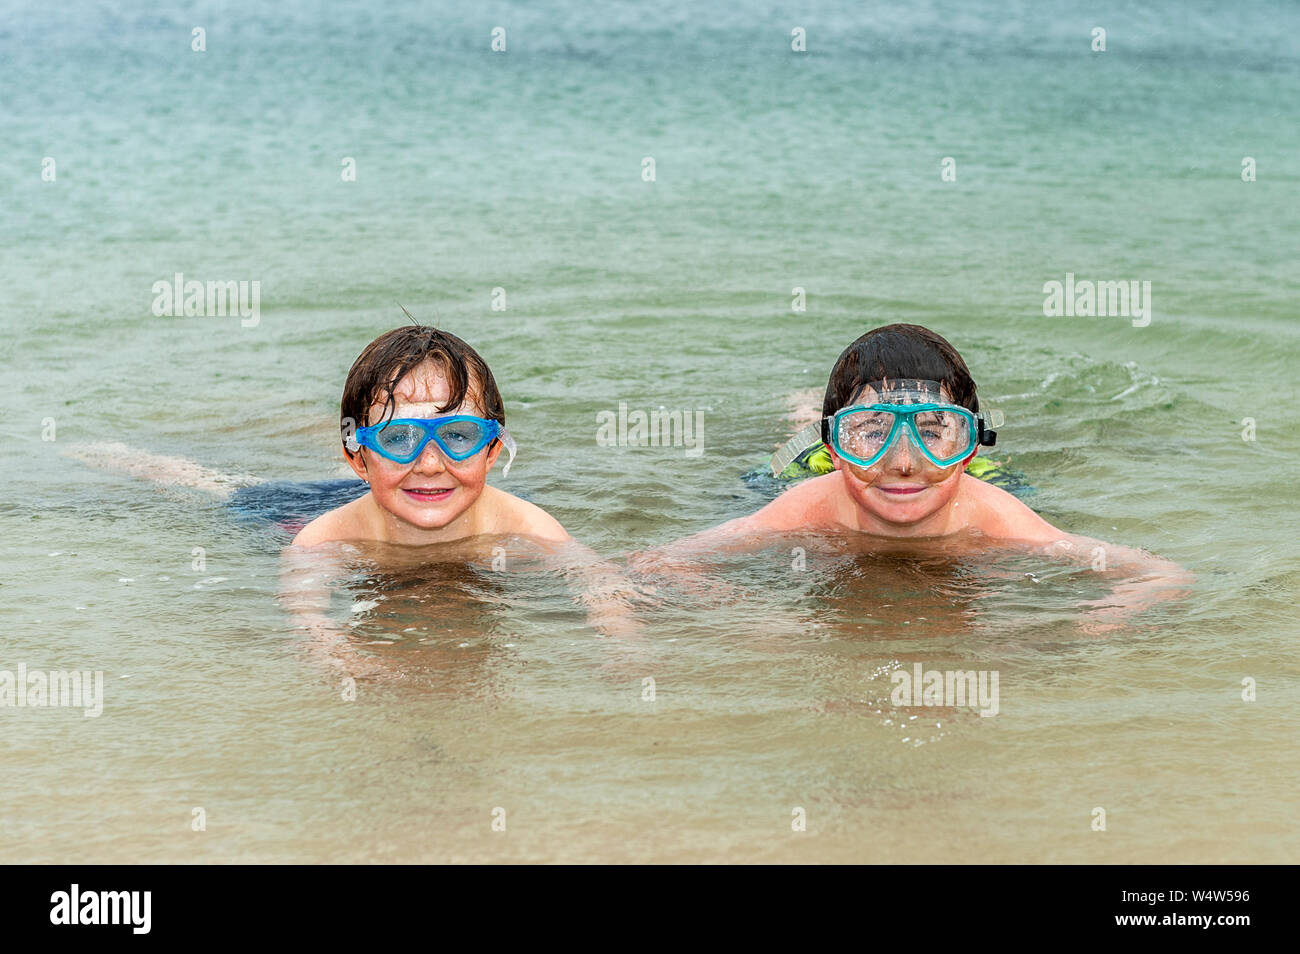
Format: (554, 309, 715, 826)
(344, 447, 370, 482)
(484, 438, 503, 471)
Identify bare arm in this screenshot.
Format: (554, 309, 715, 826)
(278, 544, 389, 679)
(626, 476, 829, 601)
(541, 538, 652, 640)
(975, 482, 1193, 633)
(1040, 533, 1193, 634)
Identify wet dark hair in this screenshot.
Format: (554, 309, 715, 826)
(821, 323, 979, 443)
(340, 317, 505, 458)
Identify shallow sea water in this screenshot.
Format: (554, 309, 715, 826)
(1, 0, 1297, 862)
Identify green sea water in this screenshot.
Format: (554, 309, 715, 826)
(1, 0, 1297, 862)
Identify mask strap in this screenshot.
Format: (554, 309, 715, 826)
(980, 408, 1003, 447)
(496, 426, 517, 477)
(769, 421, 825, 477)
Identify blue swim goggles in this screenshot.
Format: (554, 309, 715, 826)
(829, 400, 996, 469)
(347, 415, 517, 475)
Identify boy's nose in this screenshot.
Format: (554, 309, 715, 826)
(413, 441, 448, 473)
(884, 431, 918, 474)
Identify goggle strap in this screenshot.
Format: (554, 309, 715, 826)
(497, 425, 517, 478)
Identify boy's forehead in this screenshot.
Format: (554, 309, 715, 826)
(372, 362, 482, 415)
(391, 366, 450, 403)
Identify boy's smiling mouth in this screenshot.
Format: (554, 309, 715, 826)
(402, 487, 455, 502)
(877, 484, 928, 495)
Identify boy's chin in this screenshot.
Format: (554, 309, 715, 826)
(865, 499, 944, 526)
(852, 482, 952, 526)
(386, 489, 477, 530)
(399, 510, 463, 531)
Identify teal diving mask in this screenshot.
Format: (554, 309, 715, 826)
(770, 379, 997, 475)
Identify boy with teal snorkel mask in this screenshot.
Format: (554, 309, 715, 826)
(746, 324, 1023, 540)
(638, 323, 1189, 632)
(768, 375, 1001, 533)
(782, 375, 998, 537)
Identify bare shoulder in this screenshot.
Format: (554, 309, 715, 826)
(960, 475, 1063, 543)
(483, 486, 570, 542)
(291, 498, 370, 547)
(747, 472, 842, 531)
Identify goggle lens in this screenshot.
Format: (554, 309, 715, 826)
(432, 419, 491, 457)
(373, 422, 425, 459)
